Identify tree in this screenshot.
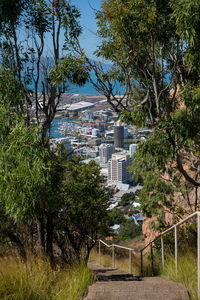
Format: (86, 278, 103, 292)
(108, 208, 124, 226)
(90, 0, 200, 226)
(119, 193, 135, 207)
(54, 158, 110, 263)
(0, 0, 89, 144)
(118, 220, 142, 241)
(0, 104, 110, 262)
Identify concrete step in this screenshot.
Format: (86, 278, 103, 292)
(85, 261, 190, 300)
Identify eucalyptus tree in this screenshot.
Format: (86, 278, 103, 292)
(54, 158, 110, 263)
(0, 0, 89, 144)
(0, 1, 90, 261)
(90, 0, 200, 223)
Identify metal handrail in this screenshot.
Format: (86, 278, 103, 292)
(99, 240, 136, 251)
(97, 211, 200, 296)
(98, 239, 136, 274)
(140, 211, 198, 251)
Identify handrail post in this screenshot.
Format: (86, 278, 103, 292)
(129, 250, 132, 274)
(161, 235, 165, 268)
(112, 245, 115, 268)
(174, 225, 178, 276)
(198, 214, 200, 297)
(99, 240, 101, 265)
(150, 242, 154, 276)
(140, 250, 143, 276)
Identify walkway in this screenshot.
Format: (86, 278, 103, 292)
(85, 261, 190, 300)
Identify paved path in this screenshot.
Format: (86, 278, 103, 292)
(85, 261, 190, 300)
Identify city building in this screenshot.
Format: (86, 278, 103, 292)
(101, 114, 108, 121)
(124, 126, 129, 138)
(81, 127, 100, 137)
(99, 143, 115, 164)
(129, 143, 138, 156)
(84, 110, 94, 120)
(92, 128, 100, 137)
(108, 153, 132, 184)
(50, 138, 72, 153)
(114, 126, 124, 148)
(93, 120, 108, 132)
(67, 101, 94, 112)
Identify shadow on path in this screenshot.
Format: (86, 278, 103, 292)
(93, 267, 143, 282)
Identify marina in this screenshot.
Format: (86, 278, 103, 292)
(51, 119, 82, 139)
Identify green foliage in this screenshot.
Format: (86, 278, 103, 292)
(118, 220, 142, 240)
(50, 55, 89, 87)
(170, 0, 200, 73)
(0, 68, 27, 108)
(0, 104, 110, 260)
(95, 0, 200, 226)
(0, 119, 51, 220)
(0, 0, 28, 28)
(107, 208, 124, 226)
(119, 193, 135, 207)
(62, 158, 110, 237)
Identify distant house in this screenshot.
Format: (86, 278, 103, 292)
(129, 213, 143, 225)
(110, 224, 120, 234)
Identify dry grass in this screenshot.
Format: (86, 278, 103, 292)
(0, 256, 94, 300)
(89, 235, 161, 277)
(89, 246, 149, 276)
(162, 252, 199, 300)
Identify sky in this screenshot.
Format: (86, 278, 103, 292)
(71, 0, 102, 59)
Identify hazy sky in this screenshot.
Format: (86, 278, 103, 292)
(71, 0, 102, 59)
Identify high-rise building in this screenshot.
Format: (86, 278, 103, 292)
(108, 153, 132, 184)
(99, 144, 115, 164)
(129, 143, 138, 156)
(114, 126, 124, 148)
(124, 126, 129, 138)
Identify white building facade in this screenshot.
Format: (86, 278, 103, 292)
(129, 143, 138, 156)
(108, 153, 132, 184)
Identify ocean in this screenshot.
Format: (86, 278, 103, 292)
(68, 72, 125, 95)
(30, 68, 125, 96)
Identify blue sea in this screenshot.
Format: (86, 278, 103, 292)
(30, 68, 125, 96)
(68, 75, 125, 95)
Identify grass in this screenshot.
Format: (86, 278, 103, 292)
(0, 256, 94, 300)
(162, 251, 199, 300)
(89, 245, 156, 277)
(89, 235, 147, 276)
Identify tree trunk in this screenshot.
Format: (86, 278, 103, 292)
(8, 232, 27, 263)
(46, 212, 54, 263)
(37, 215, 45, 253)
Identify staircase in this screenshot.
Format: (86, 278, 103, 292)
(85, 261, 190, 300)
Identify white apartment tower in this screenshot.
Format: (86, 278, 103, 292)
(129, 143, 138, 156)
(99, 144, 115, 164)
(108, 153, 132, 184)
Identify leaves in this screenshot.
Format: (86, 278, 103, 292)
(49, 55, 89, 87)
(0, 114, 51, 220)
